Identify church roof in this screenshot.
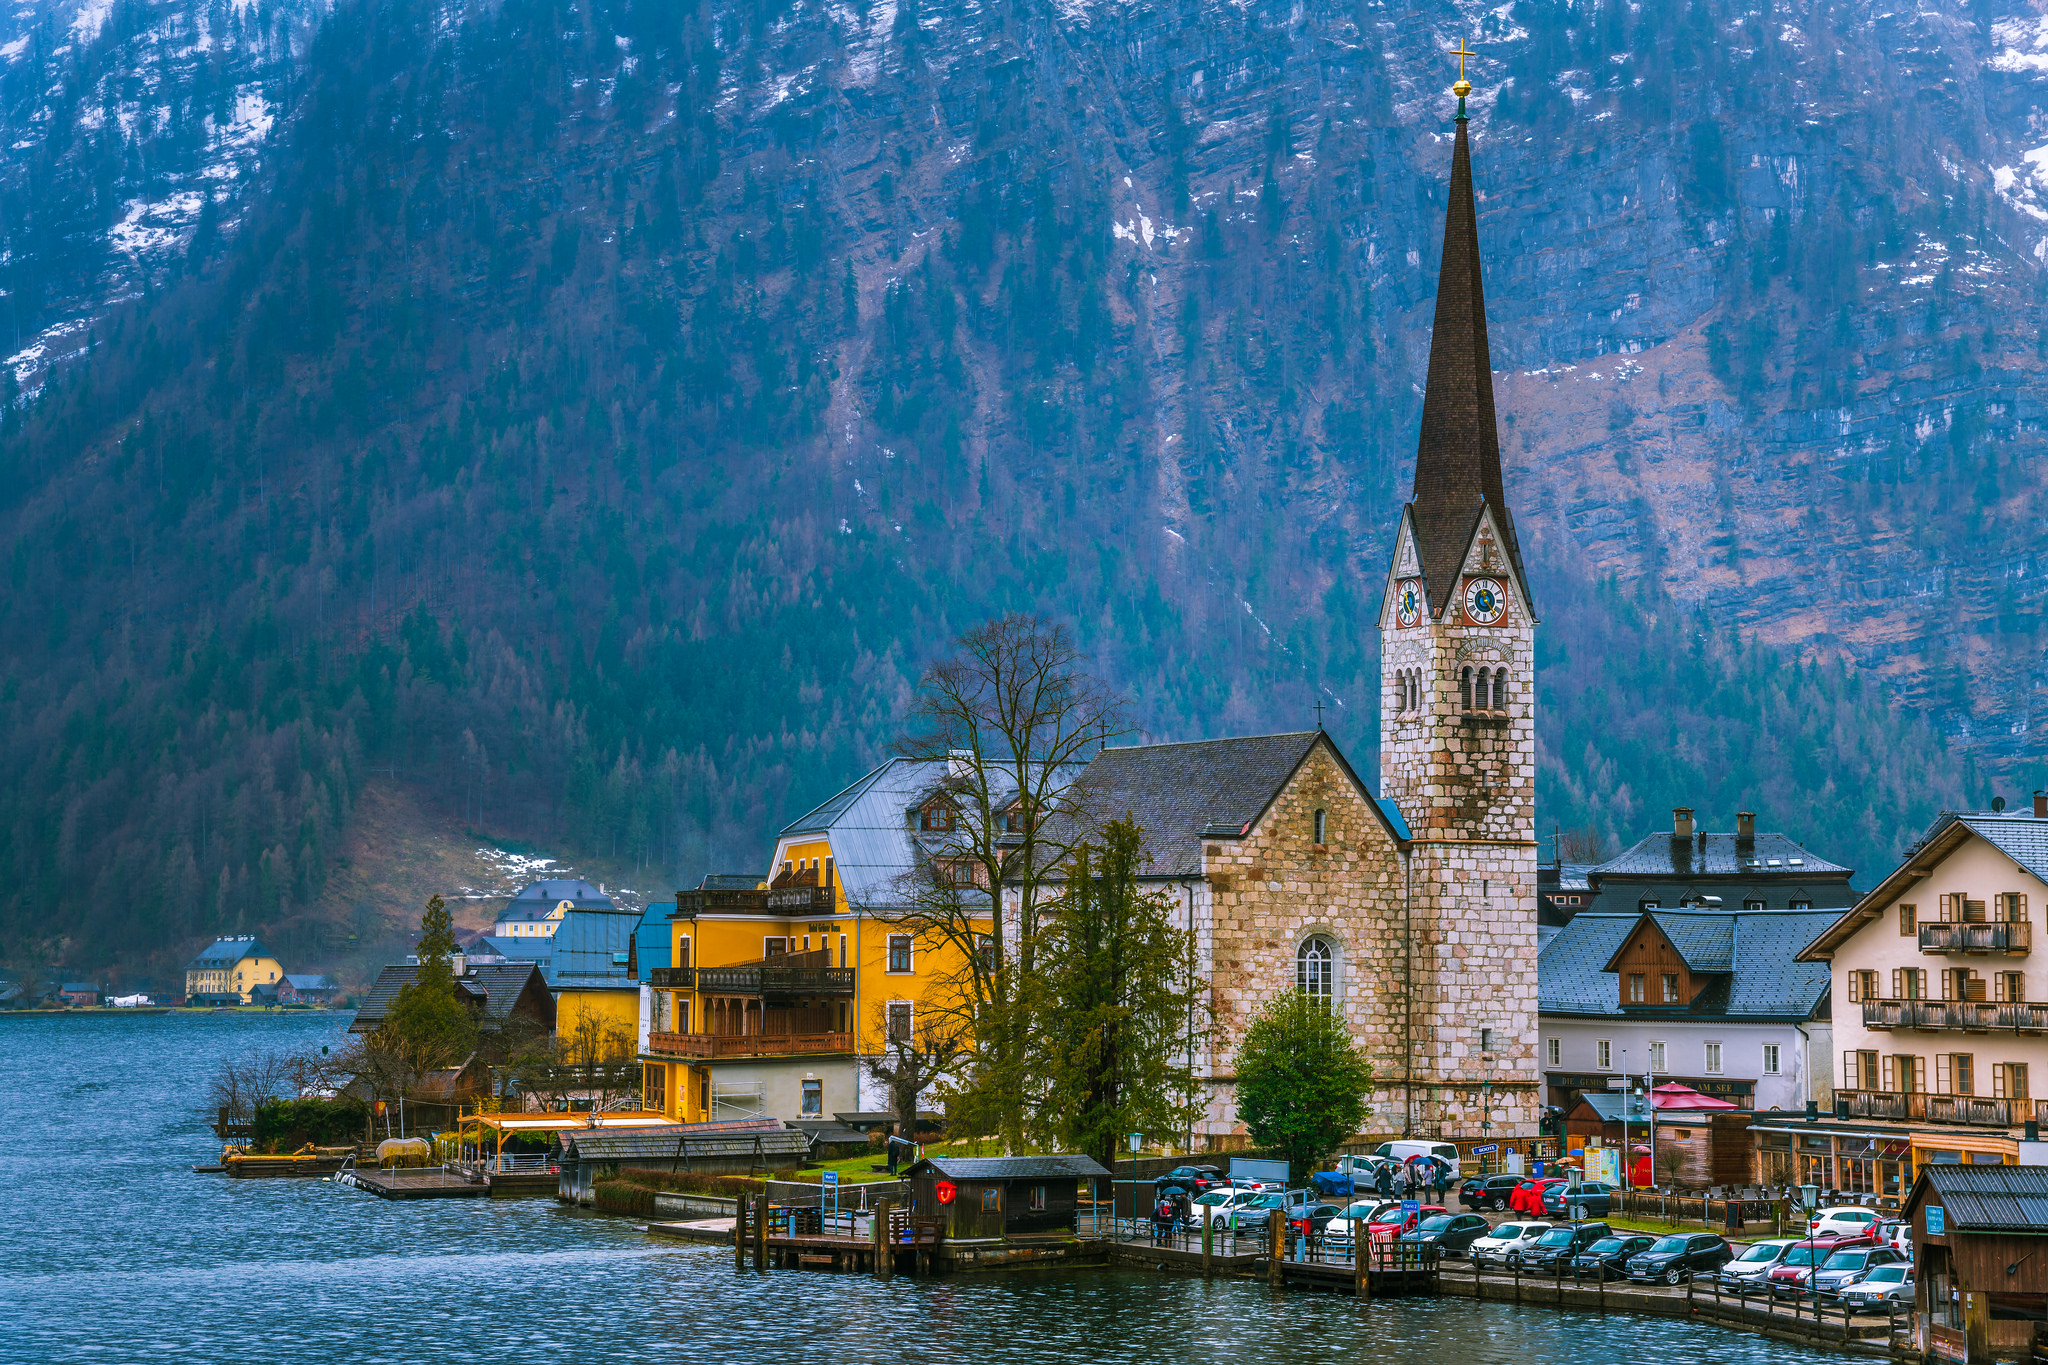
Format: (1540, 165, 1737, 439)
(1079, 731, 1404, 876)
(1408, 110, 1527, 616)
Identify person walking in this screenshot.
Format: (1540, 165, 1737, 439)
(1374, 1160, 1394, 1200)
(1431, 1159, 1450, 1205)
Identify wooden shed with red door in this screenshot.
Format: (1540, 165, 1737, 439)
(901, 1154, 1110, 1243)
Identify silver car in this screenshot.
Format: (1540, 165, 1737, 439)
(1718, 1238, 1799, 1291)
(1812, 1246, 1907, 1300)
(1840, 1262, 1914, 1311)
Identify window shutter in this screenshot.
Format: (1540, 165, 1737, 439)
(1916, 969, 1929, 1000)
(1914, 1055, 1926, 1092)
(1966, 900, 1987, 923)
(1995, 1064, 2009, 1099)
(1842, 1051, 1857, 1090)
(1936, 1054, 1951, 1094)
(1882, 1055, 1896, 1092)
(1940, 894, 1957, 922)
(1891, 968, 1903, 999)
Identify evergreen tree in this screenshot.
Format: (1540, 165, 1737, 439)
(376, 894, 475, 1074)
(1029, 819, 1205, 1169)
(1234, 992, 1374, 1182)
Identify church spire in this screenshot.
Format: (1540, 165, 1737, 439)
(1408, 56, 1525, 615)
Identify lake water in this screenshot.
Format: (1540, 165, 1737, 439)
(0, 1012, 1834, 1363)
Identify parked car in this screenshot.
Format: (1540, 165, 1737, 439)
(1319, 1200, 1401, 1245)
(1718, 1239, 1801, 1292)
(1372, 1139, 1463, 1180)
(1459, 1174, 1525, 1212)
(1217, 1192, 1305, 1231)
(1767, 1244, 1835, 1297)
(1571, 1234, 1657, 1281)
(1191, 1186, 1270, 1226)
(1812, 1246, 1909, 1300)
(1290, 1203, 1346, 1240)
(1626, 1232, 1734, 1286)
(1400, 1212, 1493, 1257)
(1470, 1222, 1554, 1267)
(1152, 1164, 1226, 1197)
(1541, 1180, 1620, 1217)
(1807, 1206, 1883, 1242)
(1520, 1222, 1614, 1272)
(1878, 1219, 1914, 1258)
(1510, 1177, 1568, 1215)
(1840, 1263, 1915, 1311)
(1310, 1154, 1393, 1198)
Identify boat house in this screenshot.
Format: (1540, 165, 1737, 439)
(900, 1155, 1109, 1243)
(1905, 1163, 2048, 1364)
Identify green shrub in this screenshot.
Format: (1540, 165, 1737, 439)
(251, 1097, 370, 1152)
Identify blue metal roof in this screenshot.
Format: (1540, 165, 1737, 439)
(634, 903, 673, 982)
(547, 908, 639, 984)
(184, 936, 271, 970)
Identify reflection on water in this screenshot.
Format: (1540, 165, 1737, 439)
(0, 1014, 1831, 1363)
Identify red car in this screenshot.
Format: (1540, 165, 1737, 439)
(1369, 1202, 1448, 1236)
(1510, 1178, 1568, 1215)
(1767, 1243, 1841, 1296)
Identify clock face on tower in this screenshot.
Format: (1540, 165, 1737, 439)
(1396, 579, 1421, 628)
(1463, 577, 1506, 625)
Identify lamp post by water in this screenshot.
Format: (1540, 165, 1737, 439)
(1798, 1182, 1821, 1318)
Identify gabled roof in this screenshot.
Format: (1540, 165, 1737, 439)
(1077, 731, 1405, 876)
(1542, 909, 1840, 1021)
(349, 961, 553, 1033)
(558, 1120, 810, 1163)
(284, 974, 336, 990)
(185, 936, 272, 970)
(907, 1154, 1110, 1180)
(699, 874, 763, 891)
(1800, 812, 2048, 961)
(1594, 831, 1851, 881)
(634, 903, 672, 981)
(497, 879, 613, 924)
(1903, 1163, 2048, 1234)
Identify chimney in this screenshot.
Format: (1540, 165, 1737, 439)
(1673, 807, 1695, 838)
(2035, 791, 2047, 820)
(1737, 811, 1756, 840)
(449, 953, 467, 977)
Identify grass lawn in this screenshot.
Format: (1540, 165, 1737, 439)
(785, 1134, 1075, 1184)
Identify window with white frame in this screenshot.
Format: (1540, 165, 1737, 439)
(1546, 1038, 1561, 1068)
(1648, 1041, 1667, 1073)
(1297, 935, 1337, 1002)
(1703, 1041, 1723, 1075)
(1596, 1039, 1612, 1070)
(1761, 1043, 1781, 1075)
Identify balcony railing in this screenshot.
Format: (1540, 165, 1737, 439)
(1834, 1090, 2036, 1126)
(649, 967, 695, 989)
(695, 964, 855, 996)
(647, 1030, 854, 1060)
(1999, 1003, 2048, 1033)
(1920, 922, 2031, 955)
(765, 886, 836, 913)
(1861, 1000, 2003, 1031)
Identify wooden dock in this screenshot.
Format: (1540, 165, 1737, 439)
(338, 1167, 490, 1201)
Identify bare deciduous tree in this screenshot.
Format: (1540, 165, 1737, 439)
(874, 613, 1132, 1150)
(861, 1003, 970, 1160)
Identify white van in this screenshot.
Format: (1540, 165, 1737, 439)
(1374, 1139, 1462, 1180)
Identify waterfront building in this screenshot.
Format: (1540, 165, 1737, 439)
(545, 904, 643, 1046)
(279, 974, 339, 1005)
(900, 1155, 1111, 1243)
(1905, 1163, 2048, 1362)
(493, 878, 613, 940)
(1785, 798, 2048, 1202)
(639, 763, 988, 1125)
(1539, 903, 1841, 1121)
(183, 935, 285, 1005)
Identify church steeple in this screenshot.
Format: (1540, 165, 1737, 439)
(1408, 95, 1525, 616)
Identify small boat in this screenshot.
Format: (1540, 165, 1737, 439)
(222, 1143, 355, 1178)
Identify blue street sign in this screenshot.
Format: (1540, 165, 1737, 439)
(1400, 1200, 1420, 1219)
(822, 1170, 839, 1185)
(1471, 1144, 1499, 1155)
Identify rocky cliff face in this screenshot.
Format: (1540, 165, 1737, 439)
(0, 0, 2035, 969)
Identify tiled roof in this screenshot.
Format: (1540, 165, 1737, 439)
(1594, 832, 1851, 880)
(548, 907, 639, 984)
(1540, 909, 1840, 1021)
(911, 1154, 1111, 1180)
(1078, 732, 1397, 876)
(284, 974, 336, 990)
(509, 878, 609, 902)
(1954, 813, 2048, 883)
(1909, 1164, 2048, 1232)
(350, 961, 550, 1032)
(185, 936, 271, 970)
(558, 1121, 810, 1163)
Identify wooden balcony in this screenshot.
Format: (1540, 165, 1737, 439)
(1998, 1003, 2048, 1033)
(1919, 922, 2031, 955)
(649, 967, 695, 988)
(696, 952, 854, 997)
(1835, 1091, 2036, 1126)
(647, 1030, 854, 1060)
(1861, 1000, 2003, 1031)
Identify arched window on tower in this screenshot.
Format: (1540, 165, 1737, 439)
(1459, 666, 1473, 711)
(1493, 669, 1507, 710)
(1476, 667, 1491, 710)
(1297, 935, 1336, 1003)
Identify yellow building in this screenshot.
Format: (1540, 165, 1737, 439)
(640, 759, 991, 1125)
(494, 878, 614, 939)
(184, 936, 286, 1005)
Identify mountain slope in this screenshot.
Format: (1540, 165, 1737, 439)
(1, 0, 2033, 973)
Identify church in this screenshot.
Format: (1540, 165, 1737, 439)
(1078, 72, 1539, 1144)
(643, 72, 1541, 1146)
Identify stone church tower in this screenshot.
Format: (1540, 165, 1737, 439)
(1375, 91, 1541, 1138)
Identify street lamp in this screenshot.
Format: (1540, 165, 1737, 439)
(1798, 1182, 1821, 1319)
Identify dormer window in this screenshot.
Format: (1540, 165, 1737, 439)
(918, 802, 956, 833)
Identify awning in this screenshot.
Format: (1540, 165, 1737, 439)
(1910, 1132, 2016, 1159)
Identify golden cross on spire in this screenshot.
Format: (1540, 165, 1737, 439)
(1447, 36, 1476, 112)
(1448, 37, 1476, 83)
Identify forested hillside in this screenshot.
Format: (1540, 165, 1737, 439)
(0, 0, 2038, 976)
